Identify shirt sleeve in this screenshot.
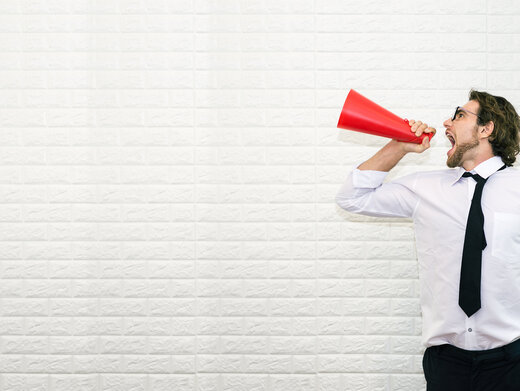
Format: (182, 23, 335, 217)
(335, 168, 420, 218)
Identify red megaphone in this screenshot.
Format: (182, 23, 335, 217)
(337, 89, 434, 144)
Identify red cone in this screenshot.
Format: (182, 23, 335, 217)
(337, 90, 434, 144)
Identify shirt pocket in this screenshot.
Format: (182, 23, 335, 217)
(492, 213, 520, 265)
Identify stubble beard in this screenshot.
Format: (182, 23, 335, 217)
(446, 133, 480, 168)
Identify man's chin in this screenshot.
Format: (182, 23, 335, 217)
(446, 153, 465, 168)
(446, 140, 479, 168)
(446, 158, 458, 168)
(446, 149, 459, 168)
(444, 130, 481, 168)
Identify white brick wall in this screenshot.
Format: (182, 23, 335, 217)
(0, 1, 519, 390)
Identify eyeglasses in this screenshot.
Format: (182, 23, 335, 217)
(451, 106, 481, 122)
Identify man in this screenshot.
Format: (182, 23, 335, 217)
(335, 90, 520, 390)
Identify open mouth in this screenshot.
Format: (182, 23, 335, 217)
(446, 132, 456, 155)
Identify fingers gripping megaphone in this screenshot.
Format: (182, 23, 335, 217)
(337, 89, 435, 144)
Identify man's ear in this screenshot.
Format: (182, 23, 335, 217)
(480, 121, 494, 139)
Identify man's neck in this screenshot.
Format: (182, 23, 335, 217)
(462, 153, 496, 171)
(461, 143, 495, 171)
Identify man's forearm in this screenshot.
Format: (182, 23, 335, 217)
(357, 140, 408, 172)
(357, 120, 433, 172)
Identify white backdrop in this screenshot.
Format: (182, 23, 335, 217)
(0, 1, 519, 390)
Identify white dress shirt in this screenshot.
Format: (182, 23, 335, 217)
(336, 156, 520, 350)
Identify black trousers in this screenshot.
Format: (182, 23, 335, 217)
(423, 339, 520, 391)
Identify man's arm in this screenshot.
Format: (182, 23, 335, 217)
(335, 120, 436, 218)
(358, 120, 435, 171)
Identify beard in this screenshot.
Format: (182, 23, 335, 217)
(446, 132, 480, 168)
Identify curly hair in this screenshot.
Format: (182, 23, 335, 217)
(469, 89, 520, 166)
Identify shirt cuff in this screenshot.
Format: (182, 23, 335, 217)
(351, 168, 389, 188)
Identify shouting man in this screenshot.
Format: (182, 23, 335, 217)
(336, 90, 520, 390)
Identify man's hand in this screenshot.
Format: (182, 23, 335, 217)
(397, 119, 436, 154)
(357, 119, 436, 171)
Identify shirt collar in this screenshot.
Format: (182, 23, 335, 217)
(450, 156, 505, 185)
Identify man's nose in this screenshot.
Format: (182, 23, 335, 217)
(443, 118, 452, 128)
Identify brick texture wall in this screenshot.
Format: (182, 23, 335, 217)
(0, 0, 519, 390)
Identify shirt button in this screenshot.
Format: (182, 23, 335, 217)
(468, 328, 472, 332)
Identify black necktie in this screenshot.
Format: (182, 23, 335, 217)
(459, 165, 506, 317)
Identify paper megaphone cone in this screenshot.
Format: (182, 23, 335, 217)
(337, 89, 434, 144)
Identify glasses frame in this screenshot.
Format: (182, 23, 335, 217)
(451, 106, 482, 122)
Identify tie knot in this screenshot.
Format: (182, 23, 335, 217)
(462, 172, 486, 183)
